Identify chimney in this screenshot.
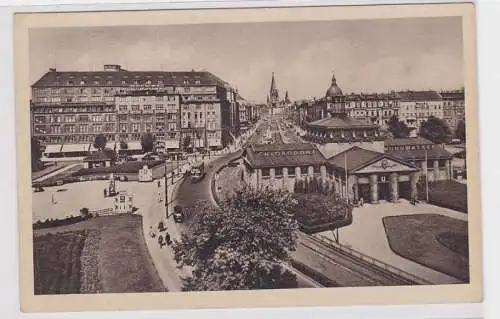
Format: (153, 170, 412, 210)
(49, 68, 56, 72)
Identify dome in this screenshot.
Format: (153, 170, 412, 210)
(325, 73, 343, 97)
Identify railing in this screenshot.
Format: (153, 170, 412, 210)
(315, 234, 433, 285)
(90, 208, 114, 216)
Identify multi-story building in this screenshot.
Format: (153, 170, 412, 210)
(396, 90, 444, 130)
(440, 89, 465, 132)
(345, 92, 399, 130)
(30, 65, 239, 158)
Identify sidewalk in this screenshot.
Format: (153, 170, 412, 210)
(320, 199, 465, 284)
(32, 163, 80, 183)
(140, 173, 192, 292)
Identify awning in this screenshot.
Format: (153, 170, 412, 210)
(164, 140, 180, 149)
(61, 144, 88, 153)
(43, 144, 63, 154)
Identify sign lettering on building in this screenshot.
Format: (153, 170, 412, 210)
(259, 150, 313, 157)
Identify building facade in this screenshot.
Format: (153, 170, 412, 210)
(31, 65, 240, 157)
(396, 90, 444, 130)
(440, 89, 465, 132)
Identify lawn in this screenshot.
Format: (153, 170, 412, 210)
(382, 214, 469, 282)
(33, 231, 86, 295)
(33, 214, 165, 294)
(428, 180, 468, 213)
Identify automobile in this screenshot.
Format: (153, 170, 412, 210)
(173, 205, 185, 223)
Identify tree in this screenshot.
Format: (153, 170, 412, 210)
(140, 133, 155, 153)
(455, 120, 466, 141)
(31, 137, 42, 171)
(103, 148, 117, 164)
(419, 116, 452, 144)
(93, 134, 107, 151)
(119, 140, 129, 150)
(387, 115, 411, 138)
(172, 186, 299, 291)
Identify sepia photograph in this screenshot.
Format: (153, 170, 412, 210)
(14, 3, 482, 312)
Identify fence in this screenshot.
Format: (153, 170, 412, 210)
(315, 234, 432, 285)
(90, 208, 114, 216)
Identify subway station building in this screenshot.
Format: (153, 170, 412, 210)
(243, 143, 423, 204)
(242, 73, 453, 204)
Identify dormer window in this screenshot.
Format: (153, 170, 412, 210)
(80, 80, 86, 85)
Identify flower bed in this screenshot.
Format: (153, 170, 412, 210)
(33, 214, 94, 230)
(428, 180, 468, 213)
(33, 230, 87, 294)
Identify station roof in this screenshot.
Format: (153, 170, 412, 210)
(308, 115, 377, 129)
(387, 146, 453, 161)
(327, 146, 417, 173)
(244, 143, 326, 168)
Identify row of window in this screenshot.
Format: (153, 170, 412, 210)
(32, 106, 115, 113)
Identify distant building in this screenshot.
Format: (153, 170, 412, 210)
(440, 89, 465, 132)
(83, 151, 112, 169)
(114, 191, 134, 214)
(396, 90, 444, 130)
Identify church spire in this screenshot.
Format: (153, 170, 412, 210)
(269, 72, 279, 102)
(331, 72, 337, 86)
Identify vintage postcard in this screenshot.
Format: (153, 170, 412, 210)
(14, 2, 482, 313)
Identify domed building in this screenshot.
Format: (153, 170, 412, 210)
(304, 73, 383, 155)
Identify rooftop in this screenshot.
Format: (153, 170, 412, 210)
(327, 146, 417, 173)
(396, 90, 442, 102)
(245, 143, 326, 168)
(32, 67, 230, 88)
(308, 115, 378, 129)
(385, 137, 435, 147)
(387, 146, 453, 161)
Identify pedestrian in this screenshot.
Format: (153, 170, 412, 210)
(359, 197, 364, 207)
(149, 226, 155, 238)
(103, 188, 107, 197)
(165, 232, 171, 246)
(157, 180, 161, 188)
(158, 234, 164, 248)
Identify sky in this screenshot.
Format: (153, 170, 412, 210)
(29, 17, 464, 103)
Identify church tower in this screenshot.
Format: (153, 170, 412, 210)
(269, 72, 280, 107)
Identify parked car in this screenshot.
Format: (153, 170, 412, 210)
(173, 205, 184, 223)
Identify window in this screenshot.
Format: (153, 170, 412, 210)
(131, 105, 140, 112)
(301, 166, 309, 175)
(275, 168, 283, 176)
(262, 168, 270, 177)
(155, 104, 164, 112)
(144, 105, 152, 112)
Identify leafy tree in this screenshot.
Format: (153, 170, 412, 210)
(387, 115, 412, 138)
(119, 140, 128, 150)
(455, 120, 466, 141)
(419, 116, 452, 144)
(172, 186, 299, 291)
(31, 137, 42, 171)
(103, 148, 117, 164)
(93, 134, 107, 151)
(140, 133, 155, 153)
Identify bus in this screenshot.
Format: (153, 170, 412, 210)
(190, 160, 205, 182)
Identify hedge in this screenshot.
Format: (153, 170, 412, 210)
(33, 214, 94, 230)
(428, 180, 468, 213)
